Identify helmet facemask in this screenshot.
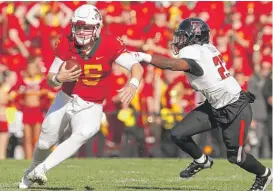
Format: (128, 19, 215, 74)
(72, 21, 101, 46)
(171, 30, 194, 55)
(171, 29, 209, 55)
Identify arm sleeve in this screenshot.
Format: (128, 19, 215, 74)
(114, 53, 139, 71)
(182, 58, 204, 76)
(179, 46, 203, 76)
(48, 57, 64, 74)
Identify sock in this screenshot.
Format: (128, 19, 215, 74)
(239, 153, 266, 176)
(194, 154, 206, 163)
(172, 136, 203, 159)
(27, 145, 51, 173)
(40, 133, 87, 172)
(261, 168, 269, 177)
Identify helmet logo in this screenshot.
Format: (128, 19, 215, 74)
(191, 21, 201, 35)
(94, 9, 102, 21)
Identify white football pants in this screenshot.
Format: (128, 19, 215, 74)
(37, 90, 103, 150)
(25, 90, 102, 174)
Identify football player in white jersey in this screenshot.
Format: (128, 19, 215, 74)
(131, 18, 272, 191)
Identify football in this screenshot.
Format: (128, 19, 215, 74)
(62, 59, 81, 95)
(64, 59, 81, 71)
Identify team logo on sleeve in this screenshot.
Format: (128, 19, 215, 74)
(117, 37, 125, 45)
(54, 39, 61, 49)
(191, 21, 201, 35)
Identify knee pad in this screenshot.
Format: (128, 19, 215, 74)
(37, 139, 54, 150)
(227, 147, 246, 165)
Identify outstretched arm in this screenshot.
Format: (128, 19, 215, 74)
(150, 54, 190, 71)
(130, 52, 189, 71)
(131, 52, 203, 76)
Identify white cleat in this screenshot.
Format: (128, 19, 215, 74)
(27, 166, 48, 186)
(18, 170, 34, 189)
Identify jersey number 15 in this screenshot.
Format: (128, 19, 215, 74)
(213, 55, 230, 80)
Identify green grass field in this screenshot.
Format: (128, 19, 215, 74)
(0, 159, 272, 191)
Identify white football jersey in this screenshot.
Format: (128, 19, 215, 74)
(179, 43, 242, 109)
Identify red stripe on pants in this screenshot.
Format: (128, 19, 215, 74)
(239, 120, 245, 146)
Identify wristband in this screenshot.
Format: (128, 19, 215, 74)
(129, 78, 140, 89)
(52, 74, 62, 86)
(143, 53, 152, 63)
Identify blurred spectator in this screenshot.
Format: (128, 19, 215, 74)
(130, 2, 157, 29)
(0, 82, 9, 159)
(263, 72, 272, 156)
(119, 6, 146, 51)
(26, 2, 73, 46)
(104, 64, 127, 149)
(192, 2, 225, 30)
(119, 102, 145, 157)
(1, 39, 28, 75)
(257, 1, 272, 25)
(10, 58, 50, 159)
(160, 70, 185, 157)
(103, 4, 146, 51)
(0, 2, 7, 53)
(138, 65, 160, 157)
(6, 2, 30, 58)
(144, 7, 171, 56)
(232, 2, 260, 53)
(232, 45, 253, 76)
(234, 71, 248, 91)
(167, 2, 191, 29)
(96, 1, 123, 27)
(247, 61, 271, 158)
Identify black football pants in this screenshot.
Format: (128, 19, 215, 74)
(170, 101, 251, 161)
(170, 102, 266, 175)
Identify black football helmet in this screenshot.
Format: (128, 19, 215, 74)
(171, 18, 210, 55)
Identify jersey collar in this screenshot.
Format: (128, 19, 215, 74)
(76, 37, 101, 60)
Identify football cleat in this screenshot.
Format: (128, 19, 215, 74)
(18, 170, 34, 189)
(180, 155, 213, 179)
(248, 168, 272, 191)
(27, 165, 48, 186)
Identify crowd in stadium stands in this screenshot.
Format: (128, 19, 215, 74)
(0, 1, 272, 160)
